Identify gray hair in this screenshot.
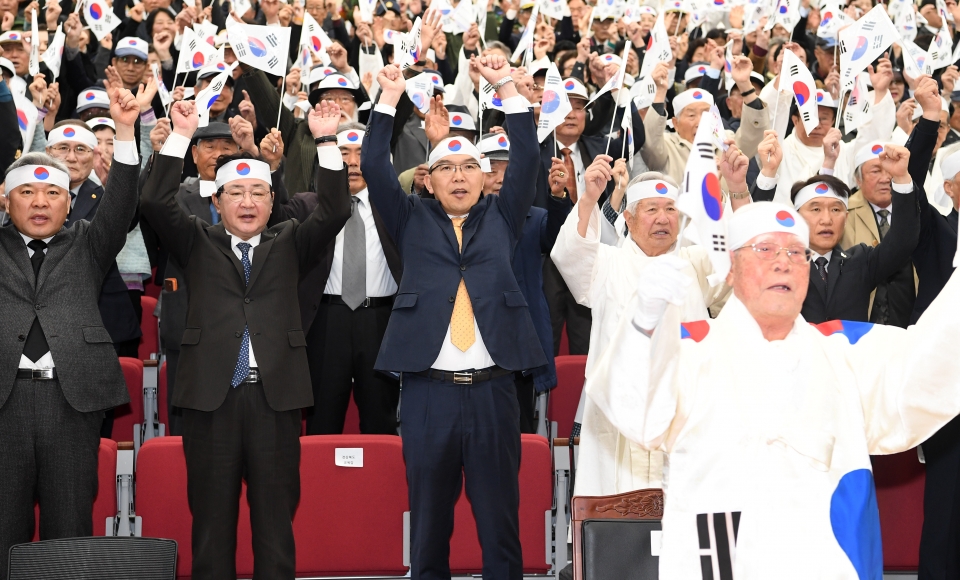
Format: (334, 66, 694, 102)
(4, 153, 69, 196)
(336, 121, 366, 134)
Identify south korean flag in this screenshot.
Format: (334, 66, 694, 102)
(196, 66, 236, 127)
(227, 20, 291, 77)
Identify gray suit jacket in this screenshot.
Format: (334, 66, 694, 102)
(0, 160, 140, 413)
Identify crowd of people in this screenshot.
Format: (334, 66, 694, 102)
(3, 0, 960, 576)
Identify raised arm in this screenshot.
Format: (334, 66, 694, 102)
(639, 62, 671, 173)
(293, 100, 352, 274)
(139, 100, 200, 268)
(87, 86, 142, 275)
(862, 145, 920, 287)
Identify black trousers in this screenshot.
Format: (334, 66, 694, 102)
(165, 348, 183, 436)
(305, 301, 399, 435)
(182, 382, 301, 580)
(0, 379, 102, 580)
(514, 372, 537, 435)
(400, 373, 522, 580)
(919, 415, 960, 579)
(543, 257, 591, 355)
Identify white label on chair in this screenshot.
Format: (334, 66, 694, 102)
(335, 448, 363, 467)
(650, 530, 663, 556)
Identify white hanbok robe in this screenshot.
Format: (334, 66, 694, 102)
(550, 203, 727, 497)
(587, 271, 960, 579)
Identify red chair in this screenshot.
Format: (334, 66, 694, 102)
(449, 434, 553, 575)
(31, 439, 118, 540)
(559, 324, 570, 356)
(111, 358, 144, 443)
(549, 355, 588, 439)
(139, 295, 159, 360)
(138, 435, 410, 578)
(874, 450, 925, 571)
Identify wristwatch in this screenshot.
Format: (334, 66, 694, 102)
(491, 76, 515, 92)
(315, 135, 337, 145)
(729, 190, 751, 200)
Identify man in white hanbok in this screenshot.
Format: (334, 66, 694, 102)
(588, 144, 960, 578)
(550, 145, 750, 497)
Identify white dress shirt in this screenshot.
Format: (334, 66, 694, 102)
(374, 97, 527, 371)
(225, 229, 261, 369)
(324, 188, 398, 297)
(811, 250, 833, 273)
(870, 201, 892, 227)
(19, 139, 139, 370)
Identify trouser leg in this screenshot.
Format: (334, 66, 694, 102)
(241, 384, 300, 580)
(352, 304, 399, 435)
(0, 382, 38, 580)
(305, 303, 353, 435)
(183, 390, 244, 580)
(401, 375, 464, 580)
(514, 373, 536, 435)
(543, 257, 568, 356)
(462, 376, 523, 580)
(165, 349, 182, 436)
(919, 415, 960, 580)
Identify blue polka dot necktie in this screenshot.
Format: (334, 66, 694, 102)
(231, 242, 252, 388)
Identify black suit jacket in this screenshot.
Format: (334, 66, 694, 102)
(753, 178, 921, 323)
(0, 160, 140, 412)
(298, 198, 402, 334)
(140, 152, 351, 412)
(65, 178, 142, 344)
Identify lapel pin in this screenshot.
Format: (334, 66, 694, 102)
(91, 194, 97, 199)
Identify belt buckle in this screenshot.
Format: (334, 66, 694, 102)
(452, 372, 473, 385)
(362, 297, 372, 307)
(246, 369, 260, 383)
(32, 369, 53, 380)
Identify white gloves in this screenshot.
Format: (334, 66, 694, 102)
(633, 256, 692, 332)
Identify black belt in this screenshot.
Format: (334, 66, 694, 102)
(17, 368, 57, 380)
(321, 294, 394, 308)
(414, 366, 513, 385)
(240, 368, 261, 384)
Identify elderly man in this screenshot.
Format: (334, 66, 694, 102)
(586, 144, 960, 579)
(140, 100, 350, 577)
(641, 57, 768, 186)
(0, 86, 140, 578)
(551, 147, 748, 498)
(244, 66, 369, 195)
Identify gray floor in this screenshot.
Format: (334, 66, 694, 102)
(884, 575, 918, 580)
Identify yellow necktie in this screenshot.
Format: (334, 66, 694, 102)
(450, 217, 475, 352)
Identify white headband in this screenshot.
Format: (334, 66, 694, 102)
(47, 125, 98, 150)
(793, 181, 848, 210)
(728, 202, 810, 250)
(428, 137, 481, 169)
(673, 89, 714, 115)
(214, 159, 272, 190)
(477, 134, 510, 153)
(336, 129, 364, 147)
(855, 142, 885, 169)
(625, 179, 679, 207)
(5, 164, 70, 192)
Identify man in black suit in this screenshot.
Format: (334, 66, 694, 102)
(47, 120, 142, 358)
(140, 100, 350, 578)
(0, 87, 140, 579)
(302, 121, 402, 435)
(363, 57, 545, 580)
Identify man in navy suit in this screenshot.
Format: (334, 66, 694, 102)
(362, 57, 545, 580)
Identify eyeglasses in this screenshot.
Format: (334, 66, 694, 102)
(50, 143, 93, 157)
(321, 94, 356, 105)
(737, 242, 812, 264)
(220, 188, 271, 203)
(430, 162, 482, 176)
(117, 56, 146, 66)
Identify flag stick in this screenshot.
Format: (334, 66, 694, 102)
(768, 92, 780, 163)
(834, 88, 846, 129)
(673, 214, 689, 256)
(604, 103, 620, 155)
(276, 74, 286, 129)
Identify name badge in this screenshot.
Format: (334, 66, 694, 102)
(335, 448, 363, 468)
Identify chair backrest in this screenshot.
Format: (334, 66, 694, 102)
(139, 295, 159, 360)
(31, 439, 118, 542)
(113, 358, 144, 443)
(449, 434, 553, 575)
(572, 488, 664, 580)
(136, 438, 193, 578)
(8, 537, 176, 580)
(874, 449, 925, 571)
(549, 355, 588, 438)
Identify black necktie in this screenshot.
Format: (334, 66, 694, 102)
(23, 239, 49, 363)
(815, 256, 829, 283)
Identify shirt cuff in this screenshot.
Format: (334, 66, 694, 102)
(506, 9, 517, 19)
(705, 67, 721, 79)
(317, 145, 344, 171)
(374, 103, 397, 116)
(500, 95, 526, 115)
(892, 180, 913, 194)
(160, 132, 192, 159)
(819, 166, 834, 175)
(113, 140, 139, 166)
(755, 172, 778, 190)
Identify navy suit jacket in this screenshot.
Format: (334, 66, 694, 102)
(514, 197, 571, 392)
(906, 117, 959, 323)
(362, 104, 547, 373)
